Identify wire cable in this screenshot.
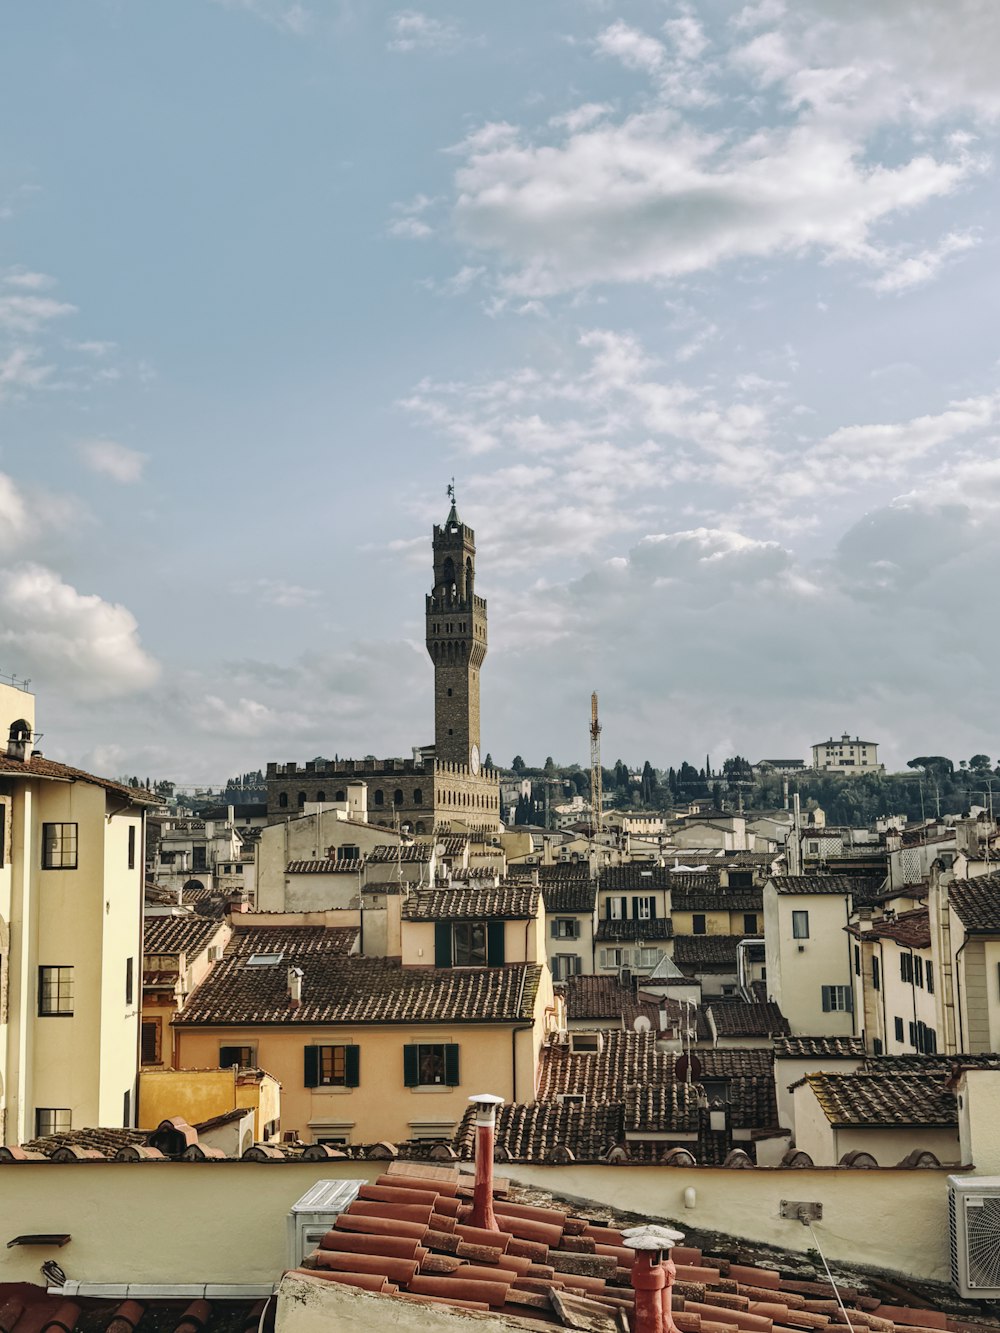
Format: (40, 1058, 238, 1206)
(807, 1221, 855, 1333)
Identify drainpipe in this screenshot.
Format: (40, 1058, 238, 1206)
(622, 1224, 686, 1333)
(467, 1093, 504, 1231)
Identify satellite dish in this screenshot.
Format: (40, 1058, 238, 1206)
(434, 844, 446, 856)
(633, 1015, 652, 1034)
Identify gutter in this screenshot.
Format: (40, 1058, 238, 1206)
(49, 1283, 275, 1299)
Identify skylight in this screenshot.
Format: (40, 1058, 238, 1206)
(246, 952, 284, 966)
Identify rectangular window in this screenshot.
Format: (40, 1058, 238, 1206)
(403, 1042, 459, 1088)
(925, 1026, 937, 1054)
(854, 944, 860, 976)
(452, 922, 487, 967)
(633, 896, 655, 920)
(35, 1108, 71, 1137)
(141, 1019, 161, 1064)
(125, 956, 134, 1006)
(692, 914, 706, 935)
(872, 956, 880, 990)
(42, 823, 78, 870)
(38, 965, 73, 1016)
(636, 947, 662, 968)
(601, 947, 630, 969)
(551, 918, 580, 940)
(128, 825, 136, 870)
(123, 1089, 131, 1127)
(908, 1020, 917, 1048)
(219, 1045, 255, 1069)
(900, 953, 913, 983)
(304, 1044, 360, 1088)
(872, 1037, 883, 1054)
(743, 913, 758, 934)
(552, 954, 582, 981)
(609, 896, 627, 920)
(927, 959, 935, 995)
(914, 956, 924, 988)
(894, 1016, 904, 1042)
(792, 910, 809, 939)
(821, 984, 853, 1012)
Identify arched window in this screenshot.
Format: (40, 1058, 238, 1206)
(9, 718, 30, 743)
(374, 789, 384, 806)
(442, 556, 455, 589)
(466, 556, 473, 592)
(335, 790, 345, 802)
(279, 792, 288, 808)
(414, 788, 423, 805)
(316, 791, 326, 803)
(297, 791, 306, 808)
(394, 789, 404, 806)
(415, 821, 426, 835)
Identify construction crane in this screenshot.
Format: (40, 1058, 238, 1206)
(589, 691, 603, 837)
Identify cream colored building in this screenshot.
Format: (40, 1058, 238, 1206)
(811, 733, 880, 773)
(0, 681, 157, 1142)
(763, 875, 861, 1037)
(928, 863, 1000, 1054)
(849, 908, 938, 1055)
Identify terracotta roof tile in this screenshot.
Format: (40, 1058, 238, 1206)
(672, 935, 744, 967)
(509, 863, 592, 882)
(177, 942, 540, 1026)
(0, 754, 158, 804)
(774, 1035, 866, 1059)
(286, 859, 363, 874)
(948, 872, 1000, 932)
(770, 875, 878, 895)
(402, 885, 540, 920)
(595, 918, 673, 942)
(368, 844, 432, 863)
(542, 882, 597, 913)
(143, 915, 225, 956)
(707, 1001, 789, 1038)
(805, 1071, 957, 1127)
(673, 891, 763, 912)
(848, 908, 931, 949)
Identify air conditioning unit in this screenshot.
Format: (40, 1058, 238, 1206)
(948, 1175, 1000, 1298)
(286, 1179, 365, 1269)
(208, 946, 223, 962)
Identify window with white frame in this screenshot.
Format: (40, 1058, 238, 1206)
(821, 984, 852, 1012)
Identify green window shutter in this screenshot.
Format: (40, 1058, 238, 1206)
(344, 1045, 360, 1088)
(444, 1044, 460, 1087)
(487, 921, 505, 965)
(304, 1046, 320, 1087)
(550, 920, 558, 938)
(434, 921, 452, 968)
(821, 986, 831, 1012)
(403, 1045, 419, 1087)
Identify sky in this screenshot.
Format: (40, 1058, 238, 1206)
(3, 0, 1000, 784)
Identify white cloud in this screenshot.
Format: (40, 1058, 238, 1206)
(3, 268, 56, 291)
(388, 10, 461, 52)
(452, 109, 974, 296)
(869, 230, 980, 294)
(549, 103, 613, 133)
(77, 439, 148, 484)
(0, 293, 76, 334)
(239, 578, 322, 609)
(595, 21, 665, 74)
(193, 694, 311, 737)
(0, 347, 53, 399)
(210, 0, 311, 34)
(0, 564, 158, 698)
(388, 217, 433, 240)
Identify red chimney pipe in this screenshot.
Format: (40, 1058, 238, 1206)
(623, 1224, 685, 1333)
(467, 1093, 504, 1232)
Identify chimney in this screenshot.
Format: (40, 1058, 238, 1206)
(623, 1223, 686, 1333)
(467, 1093, 504, 1231)
(287, 966, 303, 1010)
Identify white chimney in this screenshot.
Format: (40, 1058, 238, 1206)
(288, 966, 303, 1009)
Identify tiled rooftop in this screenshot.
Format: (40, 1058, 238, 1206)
(537, 1030, 668, 1103)
(769, 875, 878, 895)
(673, 891, 762, 912)
(848, 907, 931, 949)
(143, 914, 225, 956)
(455, 1101, 624, 1163)
(595, 918, 673, 942)
(0, 754, 158, 803)
(774, 1035, 866, 1059)
(559, 974, 681, 1030)
(707, 1001, 790, 1038)
(509, 862, 592, 882)
(177, 949, 541, 1027)
(672, 935, 743, 967)
(402, 884, 540, 920)
(625, 1081, 702, 1133)
(805, 1071, 957, 1128)
(947, 871, 1000, 932)
(368, 844, 432, 863)
(598, 865, 678, 890)
(286, 858, 363, 874)
(541, 882, 597, 913)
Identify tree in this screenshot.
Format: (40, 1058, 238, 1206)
(484, 753, 493, 769)
(969, 754, 992, 773)
(907, 756, 954, 775)
(511, 755, 525, 773)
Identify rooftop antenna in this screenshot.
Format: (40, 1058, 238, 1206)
(590, 692, 603, 840)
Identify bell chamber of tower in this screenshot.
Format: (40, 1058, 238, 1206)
(425, 497, 488, 768)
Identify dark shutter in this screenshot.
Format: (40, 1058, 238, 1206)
(487, 921, 505, 965)
(571, 919, 580, 939)
(220, 1046, 242, 1070)
(344, 1045, 360, 1088)
(444, 1044, 460, 1087)
(550, 920, 558, 938)
(649, 898, 657, 919)
(403, 1045, 419, 1087)
(631, 897, 639, 919)
(304, 1046, 320, 1087)
(434, 921, 452, 968)
(604, 899, 611, 919)
(820, 986, 831, 1013)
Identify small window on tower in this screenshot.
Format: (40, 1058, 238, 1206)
(447, 688, 453, 697)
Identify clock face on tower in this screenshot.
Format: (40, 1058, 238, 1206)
(470, 744, 481, 775)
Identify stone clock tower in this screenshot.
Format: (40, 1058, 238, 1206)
(425, 491, 487, 767)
